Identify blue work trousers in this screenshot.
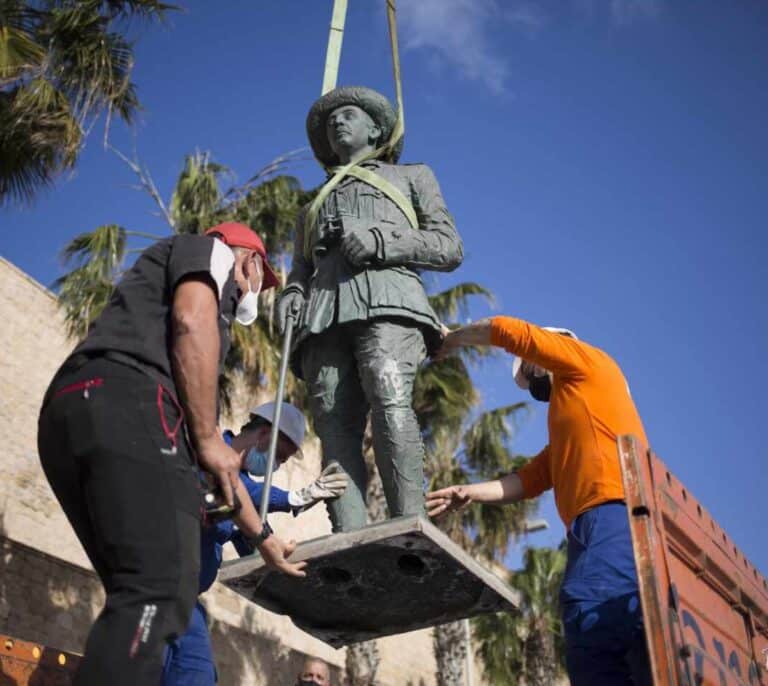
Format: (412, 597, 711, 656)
(162, 602, 216, 686)
(560, 501, 652, 686)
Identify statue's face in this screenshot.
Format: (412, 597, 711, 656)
(326, 104, 380, 158)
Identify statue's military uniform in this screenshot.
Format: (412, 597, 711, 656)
(282, 87, 463, 531)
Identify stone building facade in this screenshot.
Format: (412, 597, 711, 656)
(0, 256, 490, 685)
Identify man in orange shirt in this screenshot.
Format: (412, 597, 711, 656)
(427, 316, 651, 685)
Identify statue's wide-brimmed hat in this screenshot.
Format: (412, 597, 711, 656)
(306, 86, 403, 167)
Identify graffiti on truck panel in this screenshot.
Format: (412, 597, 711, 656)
(681, 609, 762, 685)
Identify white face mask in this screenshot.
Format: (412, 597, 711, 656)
(235, 283, 259, 326)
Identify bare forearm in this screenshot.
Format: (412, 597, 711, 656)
(465, 473, 524, 505)
(171, 280, 221, 449)
(232, 480, 264, 537)
(449, 318, 493, 347)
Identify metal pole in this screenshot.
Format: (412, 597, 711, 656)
(465, 618, 474, 686)
(258, 310, 296, 521)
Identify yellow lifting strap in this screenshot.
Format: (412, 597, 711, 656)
(305, 0, 415, 260)
(344, 165, 418, 229)
(321, 0, 348, 96)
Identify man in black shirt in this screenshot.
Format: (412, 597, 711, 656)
(38, 222, 305, 686)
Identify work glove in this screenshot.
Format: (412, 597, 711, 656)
(276, 287, 305, 334)
(288, 462, 349, 511)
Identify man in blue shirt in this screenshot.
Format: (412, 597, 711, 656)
(162, 402, 348, 685)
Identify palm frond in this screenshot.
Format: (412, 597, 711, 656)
(474, 545, 568, 684)
(54, 224, 127, 339)
(223, 174, 304, 255)
(462, 403, 530, 477)
(0, 80, 81, 204)
(224, 147, 312, 193)
(54, 264, 115, 340)
(60, 223, 127, 274)
(0, 0, 174, 205)
(513, 546, 567, 625)
(97, 1, 177, 21)
(428, 282, 494, 322)
(169, 151, 229, 234)
(414, 355, 477, 451)
(41, 3, 138, 125)
(223, 305, 308, 413)
(473, 610, 526, 685)
(0, 4, 45, 84)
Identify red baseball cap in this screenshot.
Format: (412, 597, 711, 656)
(205, 222, 279, 290)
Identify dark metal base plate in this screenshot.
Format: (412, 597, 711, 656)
(219, 515, 519, 647)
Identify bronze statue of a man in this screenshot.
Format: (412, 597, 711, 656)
(277, 86, 463, 532)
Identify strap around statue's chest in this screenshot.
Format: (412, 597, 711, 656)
(303, 166, 418, 260)
(342, 167, 418, 229)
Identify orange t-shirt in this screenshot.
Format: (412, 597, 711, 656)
(490, 316, 648, 529)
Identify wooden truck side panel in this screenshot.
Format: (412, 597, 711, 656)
(619, 436, 768, 686)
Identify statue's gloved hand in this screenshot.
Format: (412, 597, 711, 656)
(340, 229, 378, 267)
(276, 287, 305, 334)
(288, 462, 349, 510)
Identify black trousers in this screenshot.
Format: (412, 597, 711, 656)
(38, 358, 202, 686)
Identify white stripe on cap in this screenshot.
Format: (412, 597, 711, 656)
(209, 238, 235, 300)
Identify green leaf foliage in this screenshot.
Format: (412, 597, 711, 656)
(427, 281, 493, 322)
(0, 0, 176, 205)
(169, 151, 229, 235)
(473, 544, 567, 686)
(55, 222, 127, 339)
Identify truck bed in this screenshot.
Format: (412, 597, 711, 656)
(619, 435, 768, 685)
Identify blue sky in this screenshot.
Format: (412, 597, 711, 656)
(2, 0, 766, 573)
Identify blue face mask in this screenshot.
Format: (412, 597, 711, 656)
(244, 448, 279, 477)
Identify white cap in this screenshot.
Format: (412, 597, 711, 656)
(512, 327, 578, 390)
(249, 402, 305, 459)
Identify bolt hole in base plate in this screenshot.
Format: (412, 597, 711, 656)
(397, 553, 426, 577)
(220, 515, 520, 647)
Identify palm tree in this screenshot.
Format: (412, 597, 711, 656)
(474, 544, 567, 686)
(0, 0, 176, 205)
(54, 222, 164, 339)
(345, 640, 381, 686)
(433, 620, 467, 686)
(55, 148, 311, 408)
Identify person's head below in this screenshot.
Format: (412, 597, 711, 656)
(232, 402, 305, 477)
(205, 222, 279, 326)
(296, 656, 331, 686)
(513, 327, 578, 403)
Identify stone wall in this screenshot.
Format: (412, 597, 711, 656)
(0, 256, 464, 685)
